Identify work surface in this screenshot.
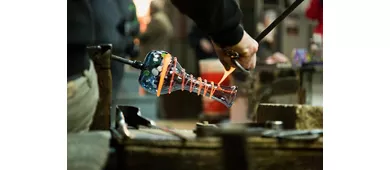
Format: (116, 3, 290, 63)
(127, 128, 323, 147)
(156, 120, 198, 130)
(119, 127, 323, 170)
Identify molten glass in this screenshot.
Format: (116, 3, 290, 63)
(138, 50, 238, 108)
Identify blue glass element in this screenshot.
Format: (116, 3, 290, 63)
(138, 50, 238, 108)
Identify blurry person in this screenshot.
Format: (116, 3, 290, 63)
(139, 0, 173, 59)
(68, 0, 139, 169)
(255, 9, 290, 65)
(133, 0, 152, 33)
(111, 0, 140, 102)
(305, 0, 323, 37)
(188, 24, 218, 60)
(68, 0, 258, 167)
(306, 0, 323, 58)
(110, 0, 140, 121)
(68, 0, 137, 133)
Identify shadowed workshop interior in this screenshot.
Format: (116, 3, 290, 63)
(67, 0, 323, 169)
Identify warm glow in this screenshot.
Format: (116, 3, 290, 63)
(133, 0, 152, 33)
(133, 0, 152, 17)
(218, 67, 236, 86)
(157, 56, 236, 98)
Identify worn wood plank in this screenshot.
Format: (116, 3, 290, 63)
(117, 129, 322, 170)
(256, 103, 323, 130)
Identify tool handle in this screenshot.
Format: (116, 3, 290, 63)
(111, 55, 144, 70)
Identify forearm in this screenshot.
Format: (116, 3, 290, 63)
(170, 0, 243, 47)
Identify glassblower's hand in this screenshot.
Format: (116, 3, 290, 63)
(212, 30, 259, 70)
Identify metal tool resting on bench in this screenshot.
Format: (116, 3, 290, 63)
(113, 105, 188, 141)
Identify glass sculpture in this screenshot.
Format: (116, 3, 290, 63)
(122, 50, 238, 108)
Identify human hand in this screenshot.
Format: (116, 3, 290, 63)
(212, 30, 258, 70)
(265, 52, 289, 65)
(199, 38, 214, 53)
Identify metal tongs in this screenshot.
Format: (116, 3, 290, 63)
(226, 0, 305, 74)
(111, 105, 188, 141)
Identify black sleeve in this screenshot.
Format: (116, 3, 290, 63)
(188, 26, 203, 48)
(129, 1, 140, 36)
(170, 0, 244, 48)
